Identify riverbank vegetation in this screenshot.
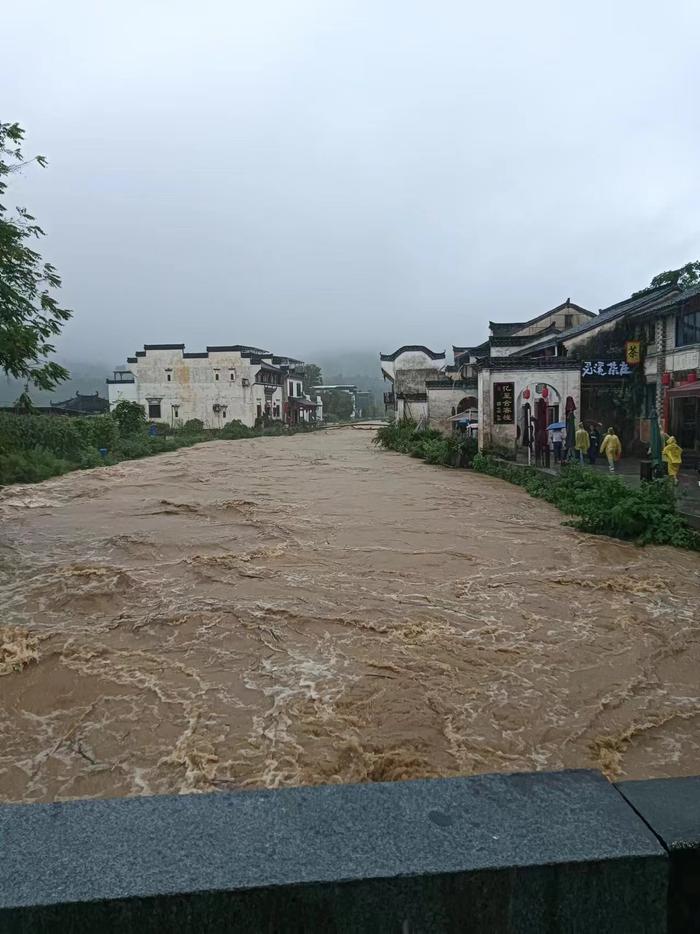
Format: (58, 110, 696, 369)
(374, 419, 477, 466)
(0, 402, 318, 486)
(374, 419, 699, 550)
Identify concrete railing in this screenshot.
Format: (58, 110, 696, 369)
(0, 769, 697, 932)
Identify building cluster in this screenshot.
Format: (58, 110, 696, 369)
(107, 344, 323, 429)
(381, 284, 700, 457)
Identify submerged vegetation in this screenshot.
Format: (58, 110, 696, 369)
(0, 401, 318, 486)
(374, 419, 477, 467)
(375, 419, 699, 550)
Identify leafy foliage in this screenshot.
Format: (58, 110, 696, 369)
(320, 388, 354, 420)
(0, 122, 72, 389)
(112, 400, 146, 436)
(302, 363, 322, 395)
(472, 454, 699, 550)
(632, 260, 700, 298)
(182, 418, 204, 433)
(374, 419, 477, 466)
(0, 410, 321, 485)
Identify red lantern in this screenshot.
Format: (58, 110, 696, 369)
(661, 372, 671, 386)
(541, 386, 549, 399)
(523, 388, 531, 400)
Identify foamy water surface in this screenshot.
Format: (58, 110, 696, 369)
(1, 428, 699, 803)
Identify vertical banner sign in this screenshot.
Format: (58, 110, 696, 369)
(624, 340, 641, 365)
(493, 381, 515, 424)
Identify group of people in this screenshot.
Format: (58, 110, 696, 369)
(548, 424, 609, 467)
(549, 423, 683, 480)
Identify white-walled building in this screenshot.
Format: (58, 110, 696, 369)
(107, 344, 288, 429)
(380, 346, 446, 422)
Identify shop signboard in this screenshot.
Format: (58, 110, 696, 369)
(581, 360, 633, 378)
(493, 381, 515, 424)
(624, 340, 642, 365)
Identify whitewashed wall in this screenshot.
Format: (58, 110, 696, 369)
(107, 381, 138, 410)
(129, 349, 282, 428)
(478, 365, 581, 452)
(427, 384, 478, 433)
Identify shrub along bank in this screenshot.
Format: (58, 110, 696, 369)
(374, 419, 477, 467)
(0, 402, 318, 486)
(374, 419, 699, 550)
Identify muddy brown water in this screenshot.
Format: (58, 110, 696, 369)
(1, 427, 699, 803)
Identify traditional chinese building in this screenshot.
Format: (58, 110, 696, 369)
(107, 344, 314, 429)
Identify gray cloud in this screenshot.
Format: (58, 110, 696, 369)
(4, 0, 699, 364)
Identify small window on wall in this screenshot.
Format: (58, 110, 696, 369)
(564, 314, 573, 329)
(148, 402, 161, 419)
(230, 371, 236, 381)
(215, 372, 220, 381)
(166, 373, 172, 382)
(172, 405, 179, 420)
(257, 403, 262, 418)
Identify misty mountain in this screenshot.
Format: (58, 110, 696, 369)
(0, 361, 113, 406)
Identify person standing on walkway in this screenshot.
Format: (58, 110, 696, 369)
(574, 423, 590, 465)
(662, 435, 682, 483)
(599, 427, 622, 473)
(550, 427, 564, 464)
(588, 426, 601, 465)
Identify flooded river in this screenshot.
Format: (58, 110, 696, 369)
(1, 427, 699, 803)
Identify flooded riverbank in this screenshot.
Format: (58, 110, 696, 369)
(1, 427, 699, 803)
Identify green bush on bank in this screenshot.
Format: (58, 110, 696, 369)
(0, 406, 322, 486)
(472, 453, 700, 551)
(374, 419, 477, 467)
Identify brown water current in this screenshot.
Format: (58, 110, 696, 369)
(1, 427, 699, 803)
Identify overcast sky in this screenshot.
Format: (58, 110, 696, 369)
(4, 0, 699, 364)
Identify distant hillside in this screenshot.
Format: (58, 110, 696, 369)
(312, 350, 385, 397)
(0, 361, 113, 406)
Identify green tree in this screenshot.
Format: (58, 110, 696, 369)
(0, 122, 72, 390)
(321, 389, 354, 419)
(632, 260, 700, 298)
(113, 400, 146, 436)
(303, 362, 322, 395)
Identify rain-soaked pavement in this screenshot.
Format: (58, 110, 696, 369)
(1, 427, 699, 803)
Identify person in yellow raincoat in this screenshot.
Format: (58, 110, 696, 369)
(599, 427, 621, 473)
(662, 435, 682, 483)
(574, 423, 590, 465)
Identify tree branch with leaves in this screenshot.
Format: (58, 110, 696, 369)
(0, 121, 72, 390)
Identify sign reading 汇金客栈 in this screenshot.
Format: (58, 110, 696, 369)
(493, 381, 515, 424)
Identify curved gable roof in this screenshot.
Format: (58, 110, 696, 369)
(379, 345, 445, 362)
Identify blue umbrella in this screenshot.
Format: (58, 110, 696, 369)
(547, 421, 566, 431)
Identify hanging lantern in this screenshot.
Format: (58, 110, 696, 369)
(541, 386, 549, 399)
(661, 372, 671, 386)
(523, 387, 531, 400)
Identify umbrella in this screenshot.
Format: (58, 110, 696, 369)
(546, 421, 566, 431)
(649, 409, 662, 470)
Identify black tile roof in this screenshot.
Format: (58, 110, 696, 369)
(51, 393, 110, 413)
(206, 345, 270, 356)
(488, 299, 594, 337)
(511, 285, 680, 358)
(379, 345, 445, 362)
(143, 343, 186, 351)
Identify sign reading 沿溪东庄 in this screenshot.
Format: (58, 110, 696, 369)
(493, 381, 515, 424)
(581, 361, 633, 378)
